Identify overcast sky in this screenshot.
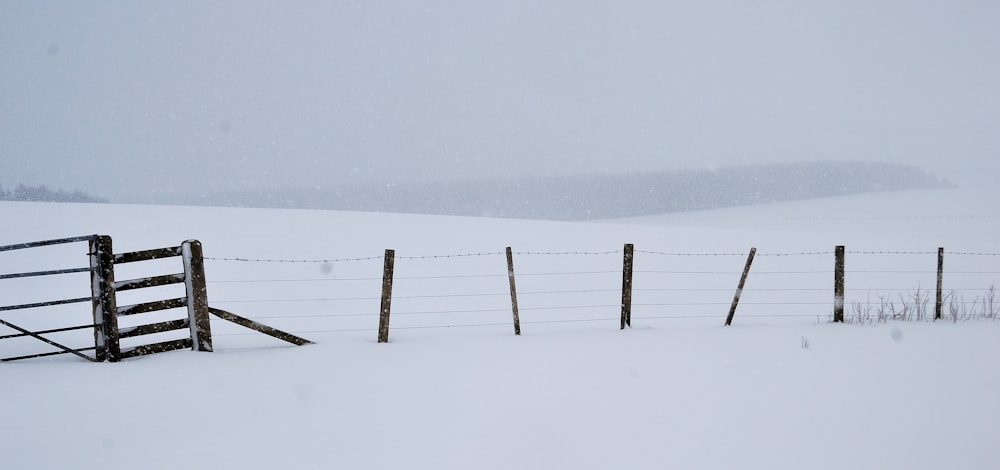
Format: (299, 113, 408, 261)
(1, 1, 997, 199)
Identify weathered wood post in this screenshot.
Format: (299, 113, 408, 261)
(621, 243, 634, 329)
(182, 240, 213, 352)
(505, 247, 521, 336)
(935, 247, 944, 320)
(377, 249, 395, 343)
(834, 245, 845, 323)
(725, 247, 756, 326)
(89, 235, 120, 362)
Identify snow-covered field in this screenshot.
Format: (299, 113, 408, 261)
(2, 178, 999, 469)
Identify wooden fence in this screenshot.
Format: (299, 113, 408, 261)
(4, 235, 997, 359)
(0, 235, 310, 362)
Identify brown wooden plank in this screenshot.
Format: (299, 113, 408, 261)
(935, 247, 944, 320)
(119, 338, 193, 359)
(209, 307, 313, 346)
(834, 245, 845, 323)
(377, 249, 395, 343)
(182, 240, 213, 352)
(621, 243, 634, 329)
(91, 235, 120, 362)
(114, 246, 182, 264)
(725, 247, 757, 326)
(114, 273, 186, 292)
(506, 247, 521, 336)
(116, 297, 188, 316)
(118, 318, 190, 339)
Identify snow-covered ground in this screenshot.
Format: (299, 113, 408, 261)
(2, 179, 999, 469)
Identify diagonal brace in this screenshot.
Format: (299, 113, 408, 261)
(0, 318, 98, 362)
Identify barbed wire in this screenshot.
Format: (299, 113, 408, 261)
(513, 250, 622, 256)
(397, 252, 503, 260)
(199, 248, 1000, 265)
(208, 285, 999, 307)
(636, 270, 742, 275)
(848, 251, 938, 255)
(203, 256, 382, 263)
(635, 250, 747, 257)
(209, 277, 382, 283)
(758, 251, 835, 257)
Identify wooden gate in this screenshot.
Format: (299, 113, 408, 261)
(109, 239, 214, 361)
(1, 235, 310, 362)
(1, 235, 106, 362)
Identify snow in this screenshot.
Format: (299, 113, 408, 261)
(2, 183, 999, 469)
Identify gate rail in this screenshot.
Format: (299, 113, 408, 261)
(2, 235, 310, 362)
(0, 235, 103, 362)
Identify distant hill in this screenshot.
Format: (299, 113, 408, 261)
(0, 184, 108, 204)
(158, 161, 952, 220)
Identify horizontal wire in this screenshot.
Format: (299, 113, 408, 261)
(635, 302, 829, 306)
(848, 251, 938, 255)
(518, 270, 621, 277)
(636, 270, 743, 275)
(209, 277, 382, 283)
(758, 251, 835, 257)
(397, 252, 503, 260)
(635, 250, 747, 256)
(513, 250, 622, 256)
(203, 256, 382, 263)
(395, 273, 506, 280)
(229, 312, 376, 319)
(521, 288, 619, 295)
(521, 304, 620, 312)
(200, 249, 1000, 265)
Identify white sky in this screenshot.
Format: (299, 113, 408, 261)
(1, 1, 997, 198)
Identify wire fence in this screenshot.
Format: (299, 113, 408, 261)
(6, 239, 997, 360)
(195, 246, 1000, 349)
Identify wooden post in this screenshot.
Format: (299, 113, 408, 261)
(621, 243, 634, 329)
(182, 240, 213, 352)
(89, 235, 120, 362)
(834, 245, 845, 323)
(377, 249, 395, 343)
(725, 247, 757, 326)
(935, 247, 944, 320)
(505, 247, 521, 336)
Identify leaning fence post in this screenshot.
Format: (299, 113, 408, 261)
(377, 249, 395, 343)
(505, 247, 521, 336)
(89, 235, 120, 362)
(725, 247, 756, 326)
(621, 243, 634, 329)
(182, 240, 213, 352)
(935, 247, 944, 320)
(834, 245, 845, 323)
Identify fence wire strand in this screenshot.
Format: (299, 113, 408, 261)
(194, 246, 1000, 346)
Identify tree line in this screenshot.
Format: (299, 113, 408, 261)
(0, 184, 108, 203)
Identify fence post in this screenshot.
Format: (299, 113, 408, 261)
(182, 240, 213, 352)
(621, 243, 634, 329)
(377, 249, 395, 343)
(725, 247, 756, 326)
(505, 247, 521, 336)
(89, 235, 120, 362)
(834, 245, 845, 323)
(935, 247, 944, 320)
